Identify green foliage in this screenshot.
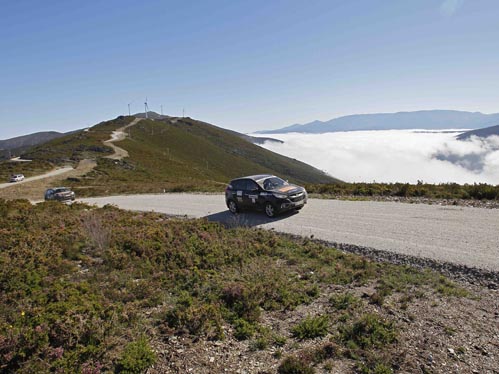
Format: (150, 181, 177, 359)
(278, 356, 315, 374)
(233, 318, 256, 340)
(291, 315, 329, 340)
(329, 292, 360, 311)
(339, 314, 397, 349)
(306, 181, 499, 201)
(0, 199, 467, 371)
(117, 337, 156, 374)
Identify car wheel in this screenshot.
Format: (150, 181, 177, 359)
(228, 200, 239, 214)
(264, 202, 276, 218)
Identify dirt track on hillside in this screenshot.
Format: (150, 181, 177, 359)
(0, 159, 97, 201)
(103, 118, 142, 160)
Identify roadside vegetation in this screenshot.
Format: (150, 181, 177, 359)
(306, 181, 499, 201)
(0, 198, 484, 373)
(0, 159, 54, 181)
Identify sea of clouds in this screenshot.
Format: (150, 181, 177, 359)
(253, 130, 499, 184)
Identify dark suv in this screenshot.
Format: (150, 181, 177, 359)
(44, 187, 76, 202)
(225, 174, 307, 217)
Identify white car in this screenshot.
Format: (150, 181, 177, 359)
(9, 174, 25, 182)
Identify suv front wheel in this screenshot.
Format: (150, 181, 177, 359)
(228, 200, 239, 214)
(264, 202, 276, 218)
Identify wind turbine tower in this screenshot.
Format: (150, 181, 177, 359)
(144, 98, 149, 119)
(161, 105, 163, 116)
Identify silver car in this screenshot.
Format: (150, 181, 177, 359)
(9, 174, 25, 182)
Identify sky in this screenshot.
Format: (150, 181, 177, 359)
(255, 131, 499, 184)
(1, 0, 499, 139)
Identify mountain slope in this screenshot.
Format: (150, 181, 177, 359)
(456, 124, 499, 140)
(0, 131, 72, 159)
(18, 115, 338, 196)
(259, 110, 499, 134)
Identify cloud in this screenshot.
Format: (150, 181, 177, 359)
(252, 131, 499, 184)
(440, 0, 464, 16)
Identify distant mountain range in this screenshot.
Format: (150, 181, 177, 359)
(258, 110, 499, 134)
(456, 124, 499, 140)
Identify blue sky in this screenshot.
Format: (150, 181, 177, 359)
(1, 0, 499, 139)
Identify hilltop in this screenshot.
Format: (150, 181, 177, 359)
(259, 110, 499, 134)
(16, 115, 337, 196)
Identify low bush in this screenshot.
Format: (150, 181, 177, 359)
(291, 315, 329, 340)
(117, 337, 156, 374)
(339, 313, 397, 349)
(278, 356, 315, 374)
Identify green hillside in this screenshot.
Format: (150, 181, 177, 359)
(17, 116, 338, 196)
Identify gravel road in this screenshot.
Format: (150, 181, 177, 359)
(81, 194, 499, 272)
(0, 167, 73, 189)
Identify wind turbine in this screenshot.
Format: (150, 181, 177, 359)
(144, 97, 149, 119)
(127, 100, 135, 116)
(160, 105, 163, 116)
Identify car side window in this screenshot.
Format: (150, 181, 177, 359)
(245, 180, 259, 192)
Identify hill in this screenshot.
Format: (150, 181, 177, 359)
(136, 112, 284, 145)
(19, 115, 338, 196)
(259, 110, 499, 134)
(456, 124, 499, 140)
(0, 131, 70, 159)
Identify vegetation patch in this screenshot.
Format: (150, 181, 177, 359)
(306, 181, 499, 201)
(0, 199, 477, 372)
(291, 315, 329, 340)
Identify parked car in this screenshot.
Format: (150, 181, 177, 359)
(225, 174, 307, 217)
(9, 174, 25, 182)
(44, 187, 76, 202)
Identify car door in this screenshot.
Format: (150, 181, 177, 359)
(242, 180, 261, 209)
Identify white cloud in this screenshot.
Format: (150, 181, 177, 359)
(253, 130, 499, 184)
(440, 0, 464, 16)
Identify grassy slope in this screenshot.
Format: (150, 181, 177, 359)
(0, 200, 471, 373)
(61, 117, 338, 196)
(20, 117, 134, 164)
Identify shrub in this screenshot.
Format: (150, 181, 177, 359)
(329, 292, 360, 310)
(117, 337, 156, 374)
(291, 315, 329, 340)
(278, 356, 315, 374)
(340, 314, 396, 349)
(233, 318, 256, 340)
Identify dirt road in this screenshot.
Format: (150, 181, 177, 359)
(0, 160, 96, 201)
(103, 118, 142, 160)
(81, 194, 499, 272)
(0, 166, 74, 190)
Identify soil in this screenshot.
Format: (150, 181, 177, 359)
(147, 256, 499, 374)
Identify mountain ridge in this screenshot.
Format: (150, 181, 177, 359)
(258, 110, 499, 134)
(456, 124, 499, 140)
